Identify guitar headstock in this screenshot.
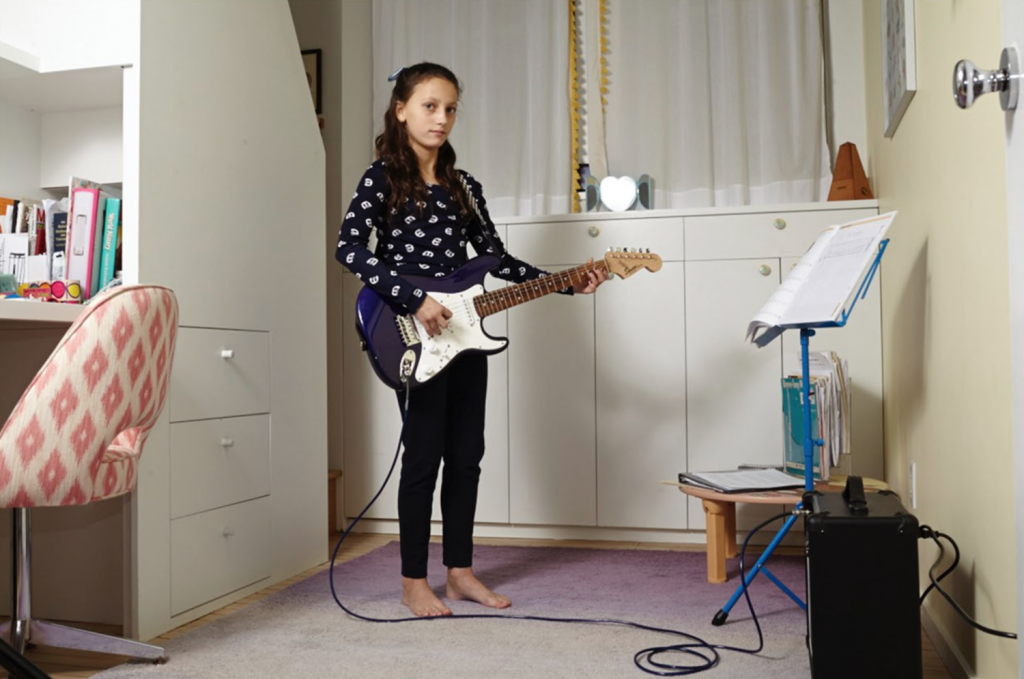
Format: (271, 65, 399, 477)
(603, 248, 663, 279)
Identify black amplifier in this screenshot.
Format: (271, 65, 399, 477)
(804, 477, 921, 679)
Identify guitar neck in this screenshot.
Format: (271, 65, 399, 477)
(474, 261, 608, 318)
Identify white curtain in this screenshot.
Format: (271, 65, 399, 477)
(601, 0, 832, 207)
(371, 0, 570, 217)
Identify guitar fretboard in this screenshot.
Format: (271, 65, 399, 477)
(473, 262, 608, 318)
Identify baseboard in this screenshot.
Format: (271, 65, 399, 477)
(921, 604, 973, 679)
(348, 518, 807, 549)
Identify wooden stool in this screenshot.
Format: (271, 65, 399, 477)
(328, 469, 343, 533)
(676, 477, 887, 583)
(678, 484, 801, 584)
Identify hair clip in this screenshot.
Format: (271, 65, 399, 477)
(387, 67, 405, 82)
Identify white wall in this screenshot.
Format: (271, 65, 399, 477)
(826, 0, 870, 172)
(289, 0, 346, 529)
(0, 0, 139, 71)
(0, 102, 45, 200)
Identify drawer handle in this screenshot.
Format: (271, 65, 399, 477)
(759, 265, 772, 276)
(588, 226, 600, 237)
(220, 438, 235, 448)
(773, 218, 786, 230)
(222, 527, 235, 538)
(221, 349, 235, 359)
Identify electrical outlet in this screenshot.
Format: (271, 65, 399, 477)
(909, 462, 917, 509)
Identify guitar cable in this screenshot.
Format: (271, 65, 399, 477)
(327, 387, 794, 676)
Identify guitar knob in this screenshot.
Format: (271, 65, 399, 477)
(425, 367, 436, 376)
(427, 343, 441, 355)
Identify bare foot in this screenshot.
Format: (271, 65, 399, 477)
(402, 577, 452, 617)
(446, 567, 512, 609)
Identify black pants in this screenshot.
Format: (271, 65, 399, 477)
(396, 354, 487, 579)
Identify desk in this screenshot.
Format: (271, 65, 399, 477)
(676, 477, 888, 584)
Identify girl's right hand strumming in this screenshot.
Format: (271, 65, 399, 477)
(415, 296, 453, 338)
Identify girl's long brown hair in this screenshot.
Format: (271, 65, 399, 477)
(375, 62, 471, 219)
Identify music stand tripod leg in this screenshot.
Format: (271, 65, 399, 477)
(712, 328, 819, 626)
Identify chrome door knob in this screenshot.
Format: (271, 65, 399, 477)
(953, 47, 1019, 110)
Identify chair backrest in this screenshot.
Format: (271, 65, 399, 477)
(0, 286, 178, 508)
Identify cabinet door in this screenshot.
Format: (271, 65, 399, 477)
(508, 276, 596, 526)
(685, 259, 788, 530)
(597, 262, 687, 529)
(341, 273, 510, 524)
(780, 258, 884, 481)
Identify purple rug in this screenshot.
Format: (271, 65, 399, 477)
(95, 541, 811, 679)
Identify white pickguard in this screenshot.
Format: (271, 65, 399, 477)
(411, 285, 506, 383)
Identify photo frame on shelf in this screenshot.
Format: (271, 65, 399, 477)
(301, 48, 322, 114)
(881, 0, 916, 138)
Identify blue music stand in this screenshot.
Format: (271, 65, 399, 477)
(712, 239, 889, 626)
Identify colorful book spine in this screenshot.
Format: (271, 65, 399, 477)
(98, 197, 121, 291)
(52, 211, 69, 280)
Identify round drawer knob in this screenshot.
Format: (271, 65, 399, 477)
(588, 226, 600, 237)
(220, 438, 234, 448)
(773, 218, 786, 230)
(759, 265, 772, 276)
(220, 349, 235, 359)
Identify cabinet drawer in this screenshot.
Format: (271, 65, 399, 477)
(684, 209, 875, 260)
(170, 327, 270, 422)
(506, 216, 684, 266)
(170, 415, 271, 519)
(170, 497, 271, 615)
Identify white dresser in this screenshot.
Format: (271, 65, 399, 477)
(342, 201, 881, 544)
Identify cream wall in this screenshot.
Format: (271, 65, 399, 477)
(863, 2, 1018, 677)
(289, 0, 346, 529)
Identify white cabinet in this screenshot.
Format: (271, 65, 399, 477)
(342, 203, 881, 543)
(507, 280, 596, 526)
(683, 259, 786, 531)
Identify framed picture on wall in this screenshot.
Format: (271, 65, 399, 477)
(301, 48, 322, 114)
(881, 0, 916, 138)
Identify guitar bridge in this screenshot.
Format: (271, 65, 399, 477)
(396, 315, 421, 347)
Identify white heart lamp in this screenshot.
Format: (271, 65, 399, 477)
(599, 176, 638, 212)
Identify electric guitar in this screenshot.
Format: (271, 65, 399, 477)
(355, 249, 662, 390)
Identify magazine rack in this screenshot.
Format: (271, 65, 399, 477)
(712, 239, 889, 626)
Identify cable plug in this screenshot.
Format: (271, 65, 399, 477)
(918, 525, 935, 540)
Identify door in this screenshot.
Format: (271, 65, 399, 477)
(1001, 1, 1024, 673)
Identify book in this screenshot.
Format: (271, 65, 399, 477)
(51, 210, 69, 280)
(782, 376, 828, 481)
(678, 469, 804, 494)
(746, 211, 896, 347)
(98, 196, 121, 290)
(89, 192, 109, 296)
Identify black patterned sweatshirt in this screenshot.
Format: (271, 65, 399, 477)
(336, 159, 568, 313)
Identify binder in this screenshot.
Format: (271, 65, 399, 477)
(67, 187, 101, 298)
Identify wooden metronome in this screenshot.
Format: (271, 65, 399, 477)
(828, 142, 874, 201)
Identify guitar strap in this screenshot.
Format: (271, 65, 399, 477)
(457, 172, 506, 258)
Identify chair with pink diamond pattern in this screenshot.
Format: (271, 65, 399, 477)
(0, 285, 178, 662)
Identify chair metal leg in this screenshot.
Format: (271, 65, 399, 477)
(29, 620, 165, 660)
(4, 508, 166, 663)
(9, 508, 31, 654)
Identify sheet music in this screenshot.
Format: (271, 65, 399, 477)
(780, 213, 894, 326)
(746, 211, 895, 346)
(681, 469, 803, 492)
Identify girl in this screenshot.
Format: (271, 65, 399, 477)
(337, 62, 606, 617)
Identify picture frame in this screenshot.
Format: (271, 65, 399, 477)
(301, 48, 322, 114)
(881, 0, 916, 138)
